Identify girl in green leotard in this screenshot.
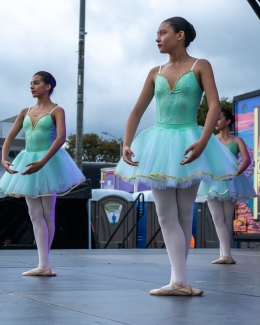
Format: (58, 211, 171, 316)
(0, 71, 85, 276)
(115, 17, 237, 296)
(198, 109, 256, 264)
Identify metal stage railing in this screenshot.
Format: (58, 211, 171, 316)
(145, 226, 164, 249)
(103, 193, 145, 249)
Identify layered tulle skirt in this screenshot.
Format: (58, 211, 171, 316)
(0, 148, 85, 198)
(197, 173, 256, 202)
(115, 124, 238, 189)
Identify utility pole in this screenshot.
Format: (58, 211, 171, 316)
(75, 0, 86, 170)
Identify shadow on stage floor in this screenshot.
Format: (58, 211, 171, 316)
(0, 248, 259, 325)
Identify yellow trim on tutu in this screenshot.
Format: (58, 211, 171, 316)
(114, 171, 238, 183)
(0, 178, 86, 199)
(197, 189, 257, 199)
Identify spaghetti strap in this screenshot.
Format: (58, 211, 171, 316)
(191, 59, 199, 71)
(50, 105, 59, 114)
(158, 66, 162, 74)
(27, 107, 32, 114)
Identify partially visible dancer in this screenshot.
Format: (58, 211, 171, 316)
(0, 71, 85, 276)
(198, 109, 256, 264)
(115, 17, 238, 296)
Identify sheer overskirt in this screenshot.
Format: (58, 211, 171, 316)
(115, 125, 238, 189)
(0, 148, 85, 198)
(198, 173, 256, 202)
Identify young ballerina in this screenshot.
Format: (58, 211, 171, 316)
(115, 17, 238, 296)
(0, 71, 85, 276)
(198, 109, 256, 264)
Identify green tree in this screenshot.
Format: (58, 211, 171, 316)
(197, 95, 232, 134)
(65, 133, 120, 162)
(100, 139, 121, 162)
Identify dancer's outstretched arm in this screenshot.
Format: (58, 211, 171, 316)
(236, 137, 251, 175)
(181, 59, 220, 165)
(123, 68, 156, 166)
(1, 108, 28, 173)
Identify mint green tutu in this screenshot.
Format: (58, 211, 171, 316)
(0, 112, 85, 198)
(197, 173, 256, 202)
(115, 63, 238, 189)
(115, 124, 238, 189)
(197, 141, 256, 201)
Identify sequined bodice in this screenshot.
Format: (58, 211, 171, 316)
(155, 71, 203, 126)
(23, 114, 56, 152)
(226, 141, 239, 158)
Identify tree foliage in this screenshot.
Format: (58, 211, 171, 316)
(65, 133, 120, 162)
(197, 95, 233, 134)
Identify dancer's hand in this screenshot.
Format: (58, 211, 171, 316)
(1, 160, 18, 174)
(123, 145, 139, 166)
(22, 161, 44, 175)
(180, 140, 207, 165)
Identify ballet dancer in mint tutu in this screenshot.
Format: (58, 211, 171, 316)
(198, 109, 256, 264)
(0, 71, 85, 276)
(115, 17, 238, 296)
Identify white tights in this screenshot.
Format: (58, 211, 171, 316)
(25, 196, 56, 270)
(207, 198, 235, 258)
(152, 183, 199, 287)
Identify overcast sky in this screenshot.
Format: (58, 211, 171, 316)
(0, 0, 259, 141)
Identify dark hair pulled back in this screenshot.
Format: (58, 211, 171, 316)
(163, 16, 196, 48)
(221, 109, 235, 128)
(34, 71, 56, 95)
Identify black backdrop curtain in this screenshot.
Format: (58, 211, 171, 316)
(0, 180, 92, 249)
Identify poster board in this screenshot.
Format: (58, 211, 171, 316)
(233, 90, 260, 235)
(254, 105, 260, 219)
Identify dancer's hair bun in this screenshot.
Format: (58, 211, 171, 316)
(163, 16, 196, 48)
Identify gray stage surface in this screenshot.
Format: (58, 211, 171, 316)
(0, 248, 259, 325)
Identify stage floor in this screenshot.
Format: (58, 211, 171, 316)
(0, 248, 259, 325)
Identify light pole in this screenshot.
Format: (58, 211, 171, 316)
(75, 0, 87, 170)
(101, 132, 122, 158)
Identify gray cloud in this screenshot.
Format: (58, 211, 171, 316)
(0, 0, 259, 142)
